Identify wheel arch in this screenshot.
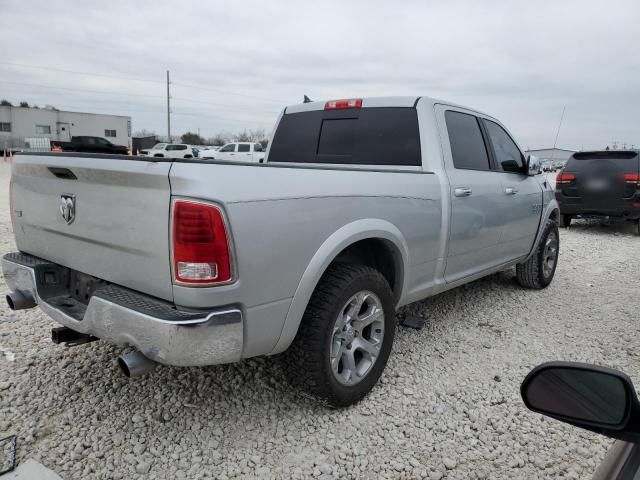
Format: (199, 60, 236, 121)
(270, 219, 409, 355)
(526, 198, 560, 260)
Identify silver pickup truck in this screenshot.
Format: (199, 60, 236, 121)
(2, 96, 559, 406)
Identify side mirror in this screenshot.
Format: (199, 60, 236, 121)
(521, 362, 640, 442)
(526, 155, 541, 176)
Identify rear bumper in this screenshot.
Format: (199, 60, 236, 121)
(556, 194, 640, 218)
(1, 252, 243, 367)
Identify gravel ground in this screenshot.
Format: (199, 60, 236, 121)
(1, 161, 639, 479)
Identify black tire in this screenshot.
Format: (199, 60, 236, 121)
(516, 220, 559, 289)
(283, 263, 396, 407)
(633, 220, 640, 237)
(559, 214, 572, 228)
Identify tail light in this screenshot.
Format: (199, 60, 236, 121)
(172, 200, 233, 285)
(324, 98, 362, 110)
(622, 173, 640, 185)
(556, 173, 576, 184)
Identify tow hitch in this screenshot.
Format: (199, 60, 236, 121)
(51, 327, 98, 347)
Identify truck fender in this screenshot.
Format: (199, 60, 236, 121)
(526, 198, 560, 260)
(269, 219, 409, 355)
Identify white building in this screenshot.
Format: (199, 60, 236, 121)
(0, 105, 131, 149)
(525, 148, 576, 163)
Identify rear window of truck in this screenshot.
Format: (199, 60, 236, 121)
(268, 107, 421, 166)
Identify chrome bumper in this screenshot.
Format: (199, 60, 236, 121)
(1, 252, 243, 366)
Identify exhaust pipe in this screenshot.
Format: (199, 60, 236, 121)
(6, 291, 36, 311)
(118, 351, 157, 378)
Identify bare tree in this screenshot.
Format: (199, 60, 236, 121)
(208, 132, 231, 146)
(248, 128, 269, 148)
(133, 129, 158, 138)
(235, 129, 252, 142)
(181, 132, 206, 145)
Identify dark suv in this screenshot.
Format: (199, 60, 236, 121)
(555, 150, 640, 234)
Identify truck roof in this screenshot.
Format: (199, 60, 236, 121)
(284, 95, 491, 118)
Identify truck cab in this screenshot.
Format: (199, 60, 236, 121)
(212, 142, 265, 162)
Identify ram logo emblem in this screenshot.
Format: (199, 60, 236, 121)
(60, 194, 76, 225)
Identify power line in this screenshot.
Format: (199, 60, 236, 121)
(0, 80, 164, 99)
(0, 62, 163, 84)
(1, 62, 286, 104)
(1, 79, 281, 115)
(172, 96, 279, 113)
(172, 81, 285, 104)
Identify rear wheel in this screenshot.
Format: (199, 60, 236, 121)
(284, 263, 396, 407)
(516, 220, 559, 289)
(559, 214, 572, 228)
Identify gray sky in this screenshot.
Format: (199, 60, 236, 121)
(2, 0, 639, 149)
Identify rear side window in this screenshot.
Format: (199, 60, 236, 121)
(238, 144, 250, 152)
(483, 120, 524, 173)
(268, 107, 421, 166)
(445, 111, 490, 171)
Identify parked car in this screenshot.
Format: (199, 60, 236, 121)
(195, 146, 221, 159)
(2, 96, 559, 406)
(51, 136, 128, 155)
(522, 361, 640, 479)
(142, 143, 195, 159)
(555, 150, 640, 234)
(205, 142, 265, 162)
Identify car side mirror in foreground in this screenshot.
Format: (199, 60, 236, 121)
(521, 362, 640, 442)
(526, 154, 541, 176)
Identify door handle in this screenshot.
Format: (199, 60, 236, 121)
(454, 187, 472, 197)
(505, 187, 518, 195)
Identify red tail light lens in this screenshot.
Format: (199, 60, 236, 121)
(324, 98, 362, 110)
(556, 173, 576, 184)
(172, 200, 233, 285)
(623, 173, 640, 184)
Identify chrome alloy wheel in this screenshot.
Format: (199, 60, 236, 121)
(542, 230, 558, 278)
(330, 290, 385, 386)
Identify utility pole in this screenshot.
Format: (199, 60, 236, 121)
(166, 70, 171, 141)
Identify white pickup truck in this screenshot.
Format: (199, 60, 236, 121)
(201, 142, 265, 162)
(2, 96, 558, 406)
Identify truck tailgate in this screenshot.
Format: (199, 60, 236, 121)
(10, 154, 173, 301)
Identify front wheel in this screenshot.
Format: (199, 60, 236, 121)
(283, 263, 396, 407)
(516, 220, 559, 289)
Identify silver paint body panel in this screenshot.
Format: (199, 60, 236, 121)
(6, 96, 557, 364)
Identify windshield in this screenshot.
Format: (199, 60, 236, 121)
(152, 143, 167, 150)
